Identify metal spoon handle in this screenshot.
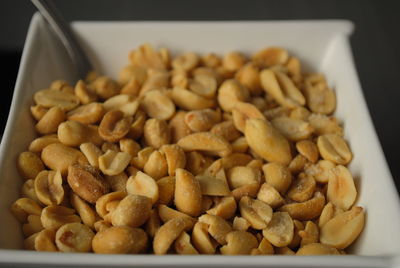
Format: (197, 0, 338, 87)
(31, 0, 93, 79)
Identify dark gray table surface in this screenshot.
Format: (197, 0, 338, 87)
(1, 0, 399, 193)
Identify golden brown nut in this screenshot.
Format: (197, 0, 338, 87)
(92, 76, 120, 100)
(67, 102, 105, 125)
(299, 221, 319, 247)
(28, 134, 60, 153)
(10, 197, 43, 223)
(55, 222, 95, 252)
(262, 163, 292, 195)
(235, 62, 262, 95)
(146, 209, 161, 238)
(35, 106, 66, 135)
(262, 212, 294, 247)
(70, 193, 97, 229)
(40, 205, 81, 230)
(279, 192, 326, 221)
(257, 183, 284, 209)
(30, 105, 48, 121)
(174, 168, 202, 217)
(217, 79, 249, 112)
(131, 147, 155, 169)
(296, 140, 319, 163)
(17, 151, 45, 181)
(67, 163, 110, 204)
(172, 87, 216, 110)
(185, 109, 221, 132)
(159, 144, 186, 176)
(271, 116, 313, 142)
(178, 132, 232, 157)
(169, 111, 192, 143)
(95, 191, 126, 219)
(98, 150, 131, 176)
(287, 173, 316, 202)
(317, 134, 352, 165)
(158, 204, 194, 223)
(143, 118, 171, 149)
(304, 79, 336, 115)
(143, 150, 168, 179)
(156, 176, 176, 205)
(34, 229, 57, 252)
(220, 231, 258, 255)
(140, 69, 169, 95)
(191, 222, 218, 254)
(34, 89, 79, 111)
(239, 196, 273, 230)
(174, 231, 199, 255)
(126, 171, 159, 204)
(198, 214, 232, 245)
(245, 118, 292, 165)
(22, 215, 44, 237)
(210, 120, 241, 142)
(119, 65, 147, 86)
(141, 89, 176, 120)
(92, 226, 148, 254)
(327, 165, 357, 210)
(207, 196, 237, 219)
(104, 172, 128, 192)
(99, 110, 133, 142)
(34, 170, 64, 206)
(304, 159, 336, 184)
(111, 194, 152, 228)
(253, 47, 288, 67)
(232, 102, 266, 133)
(79, 143, 102, 168)
(58, 121, 102, 147)
(74, 80, 98, 104)
(103, 94, 140, 116)
(308, 113, 343, 136)
(197, 175, 231, 196)
(172, 52, 199, 71)
(222, 153, 252, 170)
(297, 243, 340, 255)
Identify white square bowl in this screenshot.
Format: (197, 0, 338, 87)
(0, 13, 399, 267)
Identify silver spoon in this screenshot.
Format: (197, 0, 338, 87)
(31, 0, 93, 79)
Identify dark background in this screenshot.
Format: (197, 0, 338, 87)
(1, 0, 399, 193)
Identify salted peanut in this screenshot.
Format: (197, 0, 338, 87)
(50, 80, 74, 93)
(304, 82, 336, 115)
(75, 80, 97, 104)
(127, 109, 147, 140)
(260, 69, 305, 108)
(257, 183, 284, 209)
(101, 95, 139, 117)
(231, 136, 248, 153)
(93, 226, 148, 254)
(58, 121, 102, 147)
(20, 179, 40, 203)
(217, 79, 249, 112)
(288, 220, 305, 249)
(34, 89, 79, 111)
(247, 159, 263, 171)
(171, 69, 189, 88)
(196, 175, 231, 196)
(304, 160, 335, 184)
(30, 105, 48, 121)
(286, 57, 302, 82)
(308, 113, 343, 136)
(22, 215, 44, 237)
(129, 43, 166, 70)
(104, 172, 128, 192)
(185, 109, 221, 132)
(262, 212, 294, 247)
(99, 110, 133, 143)
(189, 74, 218, 99)
(296, 140, 319, 163)
(153, 217, 194, 255)
(34, 229, 57, 252)
(317, 134, 352, 165)
(287, 173, 316, 202)
(120, 78, 141, 96)
(67, 102, 105, 125)
(327, 165, 357, 210)
(119, 138, 140, 157)
(24, 233, 38, 250)
(156, 176, 175, 205)
(239, 196, 273, 230)
(101, 142, 120, 153)
(231, 183, 261, 200)
(143, 118, 171, 149)
(111, 194, 152, 228)
(198, 214, 232, 245)
(253, 47, 288, 67)
(94, 220, 111, 232)
(227, 166, 260, 189)
(126, 171, 159, 204)
(271, 116, 313, 142)
(158, 205, 194, 223)
(169, 111, 192, 142)
(251, 97, 267, 111)
(251, 238, 274, 255)
(220, 231, 258, 255)
(262, 163, 292, 194)
(222, 51, 246, 72)
(119, 65, 147, 86)
(192, 222, 218, 254)
(171, 87, 216, 110)
(34, 170, 64, 206)
(263, 106, 291, 121)
(275, 247, 295, 255)
(141, 89, 175, 120)
(174, 231, 199, 255)
(68, 163, 110, 203)
(185, 151, 211, 175)
(10, 198, 42, 223)
(99, 150, 131, 176)
(174, 168, 202, 217)
(232, 102, 266, 133)
(279, 192, 326, 221)
(70, 193, 97, 229)
(178, 132, 232, 158)
(17, 151, 45, 181)
(199, 196, 213, 214)
(320, 206, 365, 249)
(202, 158, 225, 180)
(29, 135, 59, 153)
(95, 191, 126, 219)
(172, 52, 199, 71)
(55, 222, 95, 252)
(232, 216, 250, 231)
(201, 53, 221, 68)
(297, 243, 339, 255)
(79, 143, 102, 168)
(35, 106, 66, 135)
(299, 221, 319, 247)
(318, 202, 344, 228)
(145, 209, 161, 237)
(207, 196, 237, 219)
(245, 118, 292, 165)
(235, 62, 262, 95)
(131, 147, 155, 169)
(91, 76, 119, 99)
(288, 154, 308, 174)
(143, 150, 168, 180)
(210, 121, 241, 142)
(158, 144, 186, 176)
(40, 205, 80, 230)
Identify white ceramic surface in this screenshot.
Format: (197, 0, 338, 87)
(0, 13, 399, 267)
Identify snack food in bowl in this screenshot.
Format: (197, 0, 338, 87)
(0, 15, 400, 267)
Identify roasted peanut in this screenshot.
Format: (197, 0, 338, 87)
(34, 229, 57, 252)
(304, 80, 336, 114)
(222, 153, 252, 170)
(279, 192, 326, 221)
(129, 43, 167, 70)
(40, 205, 80, 230)
(169, 111, 192, 142)
(158, 204, 194, 223)
(143, 150, 168, 179)
(131, 146, 155, 169)
(271, 116, 313, 142)
(207, 196, 237, 219)
(104, 172, 128, 192)
(253, 47, 288, 67)
(20, 179, 40, 204)
(317, 134, 352, 165)
(146, 209, 161, 238)
(156, 176, 175, 205)
(327, 165, 357, 210)
(99, 110, 133, 142)
(159, 144, 186, 176)
(22, 215, 44, 237)
(95, 191, 126, 219)
(222, 51, 246, 72)
(189, 74, 218, 99)
(174, 231, 199, 255)
(299, 221, 319, 246)
(232, 102, 266, 133)
(141, 89, 176, 120)
(30, 105, 48, 121)
(262, 163, 292, 195)
(178, 132, 232, 157)
(220, 231, 258, 255)
(55, 222, 95, 252)
(126, 171, 159, 204)
(67, 163, 110, 203)
(297, 243, 339, 255)
(198, 214, 232, 245)
(127, 109, 147, 140)
(197, 175, 231, 196)
(99, 150, 131, 176)
(257, 183, 284, 209)
(287, 173, 316, 202)
(184, 109, 221, 132)
(10, 198, 42, 223)
(143, 118, 171, 148)
(29, 134, 59, 153)
(42, 143, 88, 175)
(111, 194, 152, 228)
(296, 140, 319, 163)
(304, 160, 335, 184)
(262, 212, 293, 247)
(245, 118, 292, 165)
(172, 52, 199, 71)
(74, 80, 98, 104)
(34, 170, 64, 206)
(192, 222, 218, 254)
(34, 89, 79, 111)
(172, 87, 216, 110)
(67, 102, 105, 125)
(79, 143, 102, 168)
(58, 121, 102, 147)
(210, 120, 241, 142)
(17, 151, 45, 181)
(308, 113, 343, 136)
(235, 62, 262, 95)
(119, 65, 147, 86)
(239, 196, 272, 230)
(103, 94, 140, 116)
(217, 79, 249, 112)
(92, 226, 148, 254)
(91, 76, 120, 99)
(70, 193, 97, 229)
(35, 106, 66, 135)
(227, 166, 260, 190)
(174, 169, 202, 217)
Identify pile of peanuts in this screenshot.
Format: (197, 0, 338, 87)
(11, 43, 365, 255)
